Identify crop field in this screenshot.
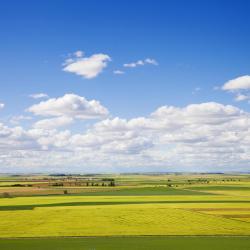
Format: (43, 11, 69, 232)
(0, 174, 250, 249)
(0, 237, 250, 250)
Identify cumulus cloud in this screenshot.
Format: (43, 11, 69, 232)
(63, 52, 111, 79)
(222, 75, 250, 102)
(1, 99, 250, 172)
(0, 123, 38, 150)
(27, 93, 109, 120)
(29, 93, 49, 99)
(234, 94, 250, 102)
(222, 75, 250, 91)
(123, 58, 158, 68)
(33, 116, 74, 129)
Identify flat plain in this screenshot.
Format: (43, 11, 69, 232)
(0, 173, 250, 249)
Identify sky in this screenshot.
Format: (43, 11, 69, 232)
(0, 0, 250, 173)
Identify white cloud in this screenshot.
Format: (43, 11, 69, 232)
(33, 116, 73, 129)
(10, 115, 32, 125)
(27, 93, 109, 120)
(113, 70, 125, 75)
(63, 52, 111, 79)
(144, 58, 158, 65)
(69, 102, 250, 171)
(1, 99, 250, 172)
(222, 76, 250, 102)
(124, 62, 137, 68)
(0, 103, 4, 109)
(0, 123, 38, 151)
(29, 93, 49, 99)
(222, 75, 250, 91)
(123, 58, 158, 68)
(234, 94, 250, 102)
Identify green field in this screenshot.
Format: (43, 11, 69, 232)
(0, 174, 250, 248)
(0, 237, 250, 250)
(186, 185, 250, 191)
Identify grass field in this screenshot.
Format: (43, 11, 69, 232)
(0, 174, 250, 248)
(0, 237, 250, 250)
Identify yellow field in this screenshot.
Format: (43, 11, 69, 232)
(0, 203, 250, 237)
(1, 174, 250, 238)
(1, 193, 250, 237)
(0, 195, 248, 208)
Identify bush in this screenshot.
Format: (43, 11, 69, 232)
(110, 181, 115, 187)
(11, 184, 25, 187)
(52, 182, 63, 186)
(102, 178, 115, 182)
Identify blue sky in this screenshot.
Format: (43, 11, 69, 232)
(0, 0, 250, 172)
